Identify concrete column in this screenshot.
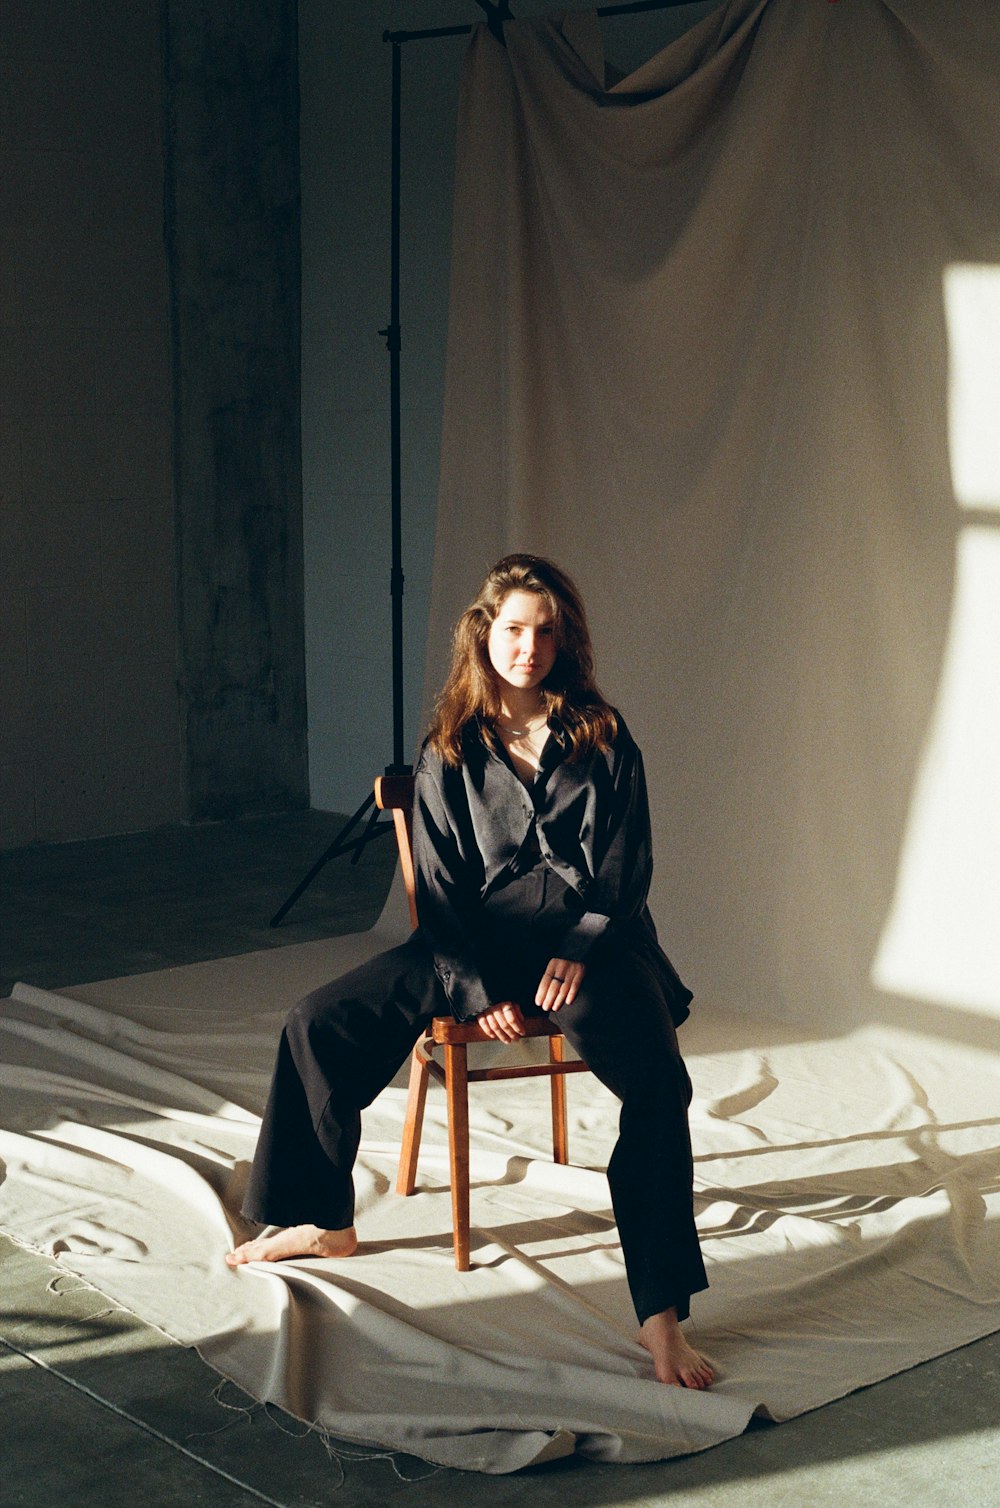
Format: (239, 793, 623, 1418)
(164, 0, 307, 820)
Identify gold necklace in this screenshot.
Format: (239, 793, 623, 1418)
(497, 712, 546, 738)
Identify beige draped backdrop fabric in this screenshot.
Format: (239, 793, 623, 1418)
(430, 0, 1000, 1038)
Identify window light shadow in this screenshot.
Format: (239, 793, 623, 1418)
(872, 265, 1000, 1025)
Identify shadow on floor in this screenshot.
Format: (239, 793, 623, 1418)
(0, 810, 398, 998)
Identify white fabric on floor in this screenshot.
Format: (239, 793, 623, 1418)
(2, 905, 998, 1472)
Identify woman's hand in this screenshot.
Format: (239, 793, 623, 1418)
(477, 1001, 528, 1042)
(535, 958, 585, 1012)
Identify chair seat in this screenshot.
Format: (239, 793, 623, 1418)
(428, 1012, 563, 1046)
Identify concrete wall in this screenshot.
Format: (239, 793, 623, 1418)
(165, 0, 307, 821)
(1, 0, 179, 846)
(298, 1, 718, 812)
(1, 0, 306, 848)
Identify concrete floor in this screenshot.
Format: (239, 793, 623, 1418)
(0, 808, 401, 997)
(2, 814, 999, 1507)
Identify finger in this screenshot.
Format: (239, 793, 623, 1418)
(490, 1013, 513, 1042)
(507, 1006, 526, 1038)
(535, 967, 563, 1010)
(494, 1005, 523, 1041)
(545, 980, 567, 1012)
(538, 965, 568, 1011)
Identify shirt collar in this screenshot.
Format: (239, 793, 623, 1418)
(466, 714, 569, 782)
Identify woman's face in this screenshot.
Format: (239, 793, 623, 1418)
(486, 589, 557, 696)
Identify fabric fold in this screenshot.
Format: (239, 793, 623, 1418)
(3, 960, 999, 1472)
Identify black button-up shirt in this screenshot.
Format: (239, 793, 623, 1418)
(413, 714, 692, 1024)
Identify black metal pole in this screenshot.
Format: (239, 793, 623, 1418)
(269, 37, 409, 927)
(384, 0, 707, 47)
(387, 40, 406, 774)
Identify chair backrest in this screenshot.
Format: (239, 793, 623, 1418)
(374, 774, 418, 930)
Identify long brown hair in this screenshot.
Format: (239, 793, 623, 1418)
(427, 553, 617, 766)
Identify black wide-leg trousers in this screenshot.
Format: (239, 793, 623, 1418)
(243, 874, 708, 1324)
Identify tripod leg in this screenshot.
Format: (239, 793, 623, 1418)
(269, 792, 377, 926)
(350, 799, 384, 865)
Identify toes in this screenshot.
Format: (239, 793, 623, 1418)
(226, 1242, 264, 1266)
(676, 1355, 714, 1389)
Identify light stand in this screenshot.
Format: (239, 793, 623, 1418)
(271, 0, 698, 926)
(270, 39, 408, 927)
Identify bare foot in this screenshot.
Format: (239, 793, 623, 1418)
(225, 1224, 358, 1267)
(639, 1308, 714, 1389)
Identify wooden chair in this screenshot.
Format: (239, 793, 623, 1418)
(375, 774, 590, 1271)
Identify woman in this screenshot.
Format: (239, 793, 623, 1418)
(227, 555, 712, 1390)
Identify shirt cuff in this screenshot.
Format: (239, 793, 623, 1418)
(555, 910, 610, 963)
(434, 959, 495, 1022)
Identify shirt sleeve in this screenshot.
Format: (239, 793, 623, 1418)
(553, 734, 655, 964)
(411, 748, 495, 1022)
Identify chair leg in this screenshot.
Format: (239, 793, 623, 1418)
(396, 1042, 430, 1196)
(444, 1041, 471, 1270)
(549, 1034, 569, 1164)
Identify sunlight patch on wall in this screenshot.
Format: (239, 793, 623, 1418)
(872, 529, 1000, 1016)
(944, 263, 1000, 512)
(872, 265, 1000, 1019)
